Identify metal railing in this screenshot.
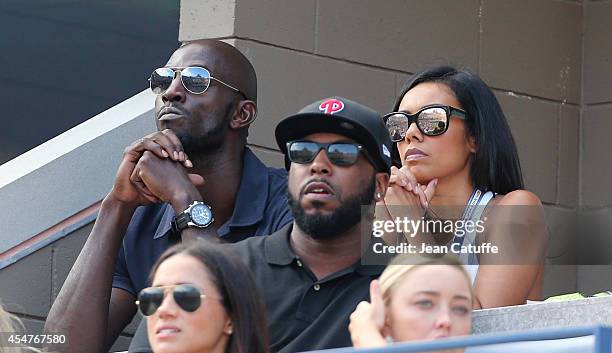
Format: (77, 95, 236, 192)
(304, 326, 612, 353)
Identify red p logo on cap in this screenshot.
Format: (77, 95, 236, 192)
(319, 98, 345, 115)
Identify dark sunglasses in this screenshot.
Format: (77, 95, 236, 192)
(149, 66, 247, 99)
(383, 104, 467, 141)
(287, 141, 371, 167)
(135, 284, 219, 316)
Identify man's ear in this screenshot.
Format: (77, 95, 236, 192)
(230, 100, 257, 130)
(375, 172, 390, 200)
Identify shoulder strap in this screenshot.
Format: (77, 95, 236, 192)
(456, 190, 495, 266)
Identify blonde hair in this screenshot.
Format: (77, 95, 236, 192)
(379, 255, 473, 307)
(0, 301, 40, 353)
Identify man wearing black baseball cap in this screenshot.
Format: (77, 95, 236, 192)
(127, 96, 393, 353)
(249, 96, 392, 352)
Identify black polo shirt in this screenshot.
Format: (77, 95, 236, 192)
(127, 223, 385, 353)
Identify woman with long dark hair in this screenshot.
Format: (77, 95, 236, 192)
(136, 241, 269, 353)
(378, 65, 546, 309)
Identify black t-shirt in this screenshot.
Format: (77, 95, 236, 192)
(128, 223, 385, 353)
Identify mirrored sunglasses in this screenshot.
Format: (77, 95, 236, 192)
(149, 66, 247, 99)
(383, 104, 467, 141)
(287, 141, 369, 166)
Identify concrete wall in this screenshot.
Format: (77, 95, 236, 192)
(579, 0, 612, 293)
(0, 222, 142, 352)
(472, 296, 612, 333)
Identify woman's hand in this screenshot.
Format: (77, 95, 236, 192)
(388, 166, 437, 208)
(375, 166, 438, 244)
(349, 280, 388, 348)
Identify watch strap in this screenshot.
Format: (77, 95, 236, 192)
(171, 211, 191, 234)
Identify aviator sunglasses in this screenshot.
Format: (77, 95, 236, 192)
(383, 104, 467, 141)
(149, 66, 247, 99)
(135, 284, 220, 316)
(287, 141, 373, 167)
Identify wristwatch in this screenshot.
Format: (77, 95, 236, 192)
(171, 201, 214, 233)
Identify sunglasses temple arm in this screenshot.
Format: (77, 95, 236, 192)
(212, 77, 242, 94)
(451, 108, 467, 119)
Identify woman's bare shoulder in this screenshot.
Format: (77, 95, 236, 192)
(491, 189, 542, 207)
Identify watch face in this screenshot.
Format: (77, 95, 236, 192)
(190, 203, 213, 227)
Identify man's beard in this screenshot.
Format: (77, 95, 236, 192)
(288, 175, 377, 240)
(178, 100, 234, 155)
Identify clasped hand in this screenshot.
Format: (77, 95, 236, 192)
(110, 129, 204, 207)
(386, 166, 437, 209)
(375, 166, 437, 244)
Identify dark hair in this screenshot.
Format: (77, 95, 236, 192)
(149, 241, 269, 353)
(393, 65, 524, 194)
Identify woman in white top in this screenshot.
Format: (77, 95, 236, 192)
(378, 65, 546, 309)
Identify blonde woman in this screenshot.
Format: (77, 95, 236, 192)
(349, 256, 472, 352)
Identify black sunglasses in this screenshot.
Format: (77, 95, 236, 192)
(149, 66, 247, 99)
(287, 141, 372, 167)
(383, 104, 467, 141)
(135, 284, 219, 316)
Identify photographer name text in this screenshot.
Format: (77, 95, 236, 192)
(372, 242, 498, 255)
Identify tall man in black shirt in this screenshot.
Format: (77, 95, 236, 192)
(128, 97, 393, 353)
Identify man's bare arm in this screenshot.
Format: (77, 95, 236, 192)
(44, 133, 187, 353)
(104, 288, 138, 350)
(44, 196, 137, 353)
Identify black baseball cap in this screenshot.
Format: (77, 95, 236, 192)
(275, 96, 392, 173)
